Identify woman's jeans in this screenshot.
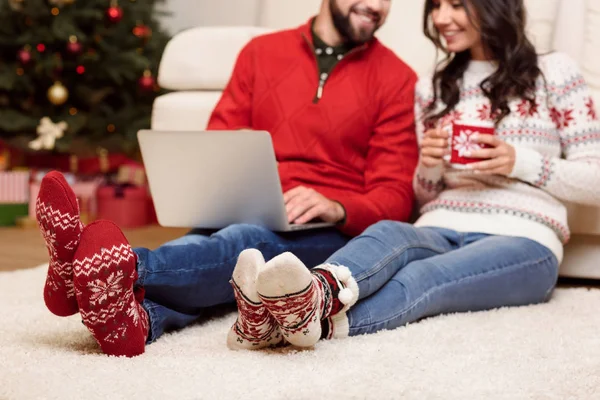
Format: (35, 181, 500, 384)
(325, 221, 559, 336)
(134, 224, 350, 342)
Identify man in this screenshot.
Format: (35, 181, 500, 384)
(37, 0, 418, 357)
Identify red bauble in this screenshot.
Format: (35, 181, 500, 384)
(133, 24, 152, 39)
(66, 41, 82, 55)
(67, 35, 83, 56)
(138, 73, 155, 91)
(107, 6, 123, 23)
(17, 49, 32, 64)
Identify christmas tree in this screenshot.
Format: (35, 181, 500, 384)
(0, 0, 170, 158)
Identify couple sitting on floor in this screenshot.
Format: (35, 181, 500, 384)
(36, 0, 600, 357)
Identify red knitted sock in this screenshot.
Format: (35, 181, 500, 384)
(36, 171, 84, 317)
(73, 220, 148, 357)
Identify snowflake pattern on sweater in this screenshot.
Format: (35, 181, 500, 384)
(413, 52, 600, 248)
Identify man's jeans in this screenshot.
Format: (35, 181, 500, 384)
(326, 221, 560, 336)
(134, 224, 350, 342)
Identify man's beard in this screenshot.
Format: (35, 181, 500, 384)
(329, 0, 381, 45)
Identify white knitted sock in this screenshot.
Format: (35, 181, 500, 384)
(227, 249, 284, 350)
(256, 253, 359, 347)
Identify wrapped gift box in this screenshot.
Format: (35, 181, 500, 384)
(97, 184, 149, 228)
(0, 171, 30, 226)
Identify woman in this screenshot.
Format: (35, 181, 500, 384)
(227, 0, 600, 350)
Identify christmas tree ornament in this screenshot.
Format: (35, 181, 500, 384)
(133, 23, 152, 39)
(17, 47, 32, 64)
(8, 0, 24, 11)
(107, 1, 124, 23)
(66, 35, 82, 55)
(47, 82, 69, 105)
(1, 0, 169, 157)
(29, 117, 68, 151)
(138, 69, 155, 91)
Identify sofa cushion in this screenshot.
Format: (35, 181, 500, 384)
(151, 91, 223, 130)
(157, 26, 272, 91)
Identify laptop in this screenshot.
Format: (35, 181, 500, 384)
(137, 130, 335, 232)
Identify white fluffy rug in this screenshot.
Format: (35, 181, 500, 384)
(2, 265, 600, 400)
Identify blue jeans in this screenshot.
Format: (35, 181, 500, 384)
(134, 224, 350, 342)
(326, 221, 559, 336)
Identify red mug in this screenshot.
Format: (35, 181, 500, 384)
(450, 120, 495, 168)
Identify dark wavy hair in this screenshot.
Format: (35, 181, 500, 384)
(423, 0, 543, 126)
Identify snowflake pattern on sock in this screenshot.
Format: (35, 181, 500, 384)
(259, 282, 319, 339)
(74, 221, 148, 357)
(36, 171, 84, 317)
(229, 278, 283, 348)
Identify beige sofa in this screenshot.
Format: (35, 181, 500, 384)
(152, 0, 600, 279)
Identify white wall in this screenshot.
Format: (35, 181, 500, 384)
(259, 0, 321, 28)
(160, 0, 262, 34)
(256, 0, 437, 75)
(158, 0, 437, 75)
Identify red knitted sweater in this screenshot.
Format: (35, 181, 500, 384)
(208, 19, 418, 236)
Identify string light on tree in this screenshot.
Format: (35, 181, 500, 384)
(107, 1, 123, 23)
(49, 0, 76, 6)
(37, 43, 46, 52)
(47, 82, 69, 106)
(8, 0, 24, 11)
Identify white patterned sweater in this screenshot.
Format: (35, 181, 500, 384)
(413, 52, 600, 262)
